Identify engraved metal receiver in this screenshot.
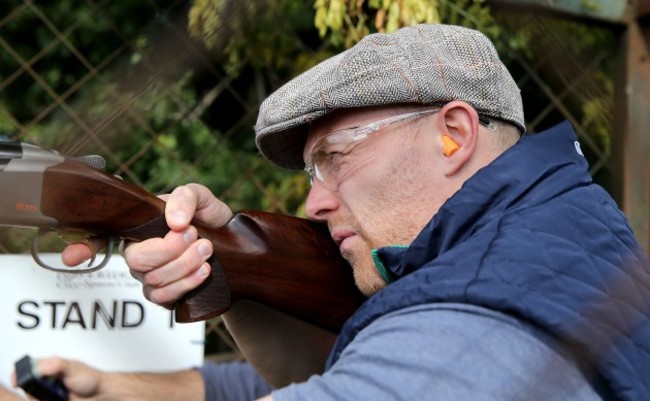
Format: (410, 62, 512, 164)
(0, 140, 116, 273)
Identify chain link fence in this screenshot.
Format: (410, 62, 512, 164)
(0, 0, 618, 362)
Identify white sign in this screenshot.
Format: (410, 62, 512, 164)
(0, 254, 205, 393)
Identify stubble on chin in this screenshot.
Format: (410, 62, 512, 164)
(354, 264, 387, 296)
(330, 218, 387, 296)
(341, 242, 386, 297)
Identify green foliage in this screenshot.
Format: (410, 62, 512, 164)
(261, 173, 311, 217)
(309, 0, 506, 50)
(314, 0, 440, 47)
(498, 16, 615, 156)
(0, 1, 172, 127)
(552, 19, 614, 154)
(582, 97, 611, 153)
(0, 105, 16, 136)
(439, 0, 499, 39)
(188, 0, 318, 76)
(580, 0, 600, 12)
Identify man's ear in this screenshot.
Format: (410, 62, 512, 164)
(436, 101, 480, 176)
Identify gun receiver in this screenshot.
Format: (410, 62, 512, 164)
(0, 141, 365, 332)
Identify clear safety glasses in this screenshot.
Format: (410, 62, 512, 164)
(304, 108, 440, 190)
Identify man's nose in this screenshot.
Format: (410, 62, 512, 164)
(304, 181, 339, 221)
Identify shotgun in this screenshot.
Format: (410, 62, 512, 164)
(0, 141, 365, 332)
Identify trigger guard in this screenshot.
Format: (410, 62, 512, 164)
(30, 232, 116, 274)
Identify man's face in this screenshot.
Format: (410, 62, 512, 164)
(303, 106, 453, 296)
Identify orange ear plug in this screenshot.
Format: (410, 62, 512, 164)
(442, 135, 460, 157)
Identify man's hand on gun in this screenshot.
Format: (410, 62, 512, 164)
(61, 183, 232, 308)
(125, 184, 233, 307)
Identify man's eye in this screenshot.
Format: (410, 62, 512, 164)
(326, 150, 343, 159)
(321, 144, 348, 159)
(322, 151, 342, 171)
(328, 144, 356, 160)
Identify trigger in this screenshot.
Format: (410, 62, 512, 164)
(30, 231, 116, 274)
(77, 237, 116, 272)
(66, 236, 116, 273)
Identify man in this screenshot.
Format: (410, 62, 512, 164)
(24, 24, 650, 400)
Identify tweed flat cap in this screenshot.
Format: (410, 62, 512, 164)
(255, 24, 525, 170)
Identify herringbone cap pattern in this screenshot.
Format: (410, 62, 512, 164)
(255, 24, 525, 169)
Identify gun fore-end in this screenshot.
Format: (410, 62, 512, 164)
(40, 159, 167, 237)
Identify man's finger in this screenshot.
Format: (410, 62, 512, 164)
(124, 226, 199, 274)
(141, 238, 212, 288)
(187, 183, 234, 228)
(145, 261, 211, 305)
(165, 185, 199, 231)
(166, 184, 233, 231)
(60, 238, 106, 267)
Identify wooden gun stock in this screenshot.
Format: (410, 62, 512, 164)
(178, 211, 365, 332)
(38, 159, 365, 332)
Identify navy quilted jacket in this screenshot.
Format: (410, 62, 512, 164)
(326, 121, 650, 400)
